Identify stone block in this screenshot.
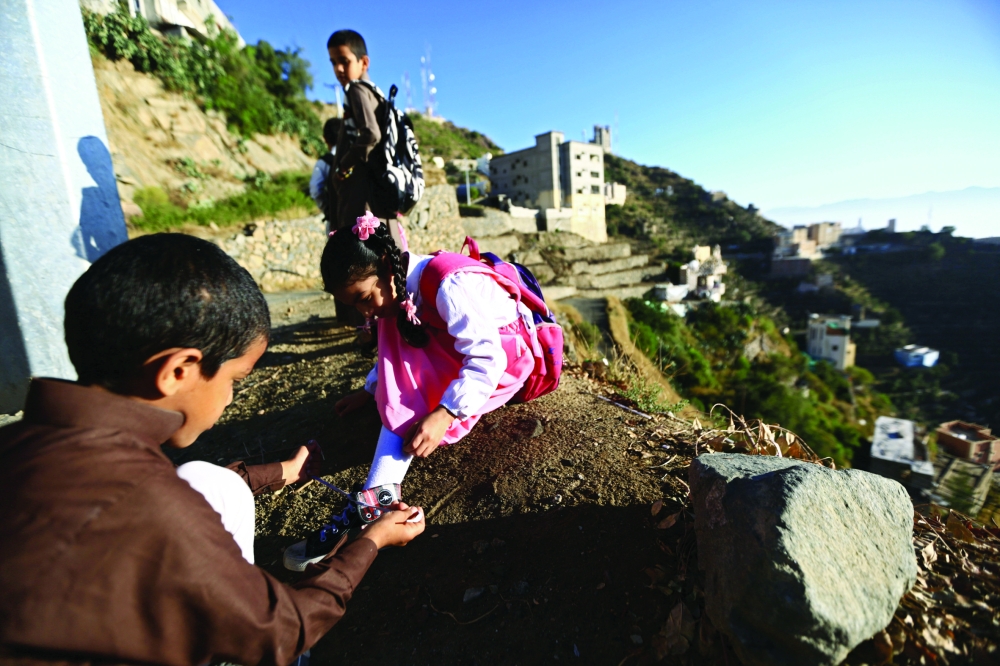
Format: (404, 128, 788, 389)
(541, 285, 578, 302)
(476, 235, 520, 260)
(689, 454, 916, 666)
(573, 264, 663, 289)
(525, 263, 555, 284)
(571, 254, 651, 275)
(562, 243, 631, 262)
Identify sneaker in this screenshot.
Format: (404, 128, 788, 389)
(282, 483, 402, 571)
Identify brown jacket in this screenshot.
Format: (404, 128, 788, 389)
(0, 379, 377, 666)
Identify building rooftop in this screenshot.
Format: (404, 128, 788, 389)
(938, 421, 994, 443)
(872, 416, 917, 463)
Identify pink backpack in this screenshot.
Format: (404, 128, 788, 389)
(418, 237, 563, 403)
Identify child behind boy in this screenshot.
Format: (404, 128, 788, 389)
(0, 234, 424, 665)
(310, 116, 341, 233)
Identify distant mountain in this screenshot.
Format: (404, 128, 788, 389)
(763, 187, 1000, 239)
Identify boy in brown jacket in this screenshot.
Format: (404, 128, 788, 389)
(0, 234, 424, 665)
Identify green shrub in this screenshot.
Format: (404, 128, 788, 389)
(83, 6, 323, 155)
(132, 172, 314, 232)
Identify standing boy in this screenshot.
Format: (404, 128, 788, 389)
(0, 234, 424, 665)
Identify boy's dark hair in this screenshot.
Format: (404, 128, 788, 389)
(323, 117, 341, 148)
(327, 30, 367, 60)
(65, 233, 270, 392)
(321, 224, 428, 348)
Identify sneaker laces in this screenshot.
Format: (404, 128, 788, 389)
(311, 476, 384, 544)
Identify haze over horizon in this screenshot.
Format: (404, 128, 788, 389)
(219, 0, 1000, 238)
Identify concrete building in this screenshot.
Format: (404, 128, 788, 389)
(679, 245, 727, 302)
(870, 416, 935, 491)
(936, 421, 1000, 468)
(894, 344, 940, 368)
(807, 221, 842, 248)
(604, 181, 627, 206)
(489, 131, 607, 243)
(79, 0, 242, 43)
(807, 314, 856, 370)
(591, 125, 612, 154)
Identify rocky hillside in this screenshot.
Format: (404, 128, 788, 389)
(94, 56, 320, 214)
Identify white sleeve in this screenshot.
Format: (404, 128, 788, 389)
(309, 160, 329, 205)
(364, 364, 378, 394)
(435, 274, 510, 419)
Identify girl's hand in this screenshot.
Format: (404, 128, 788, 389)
(403, 406, 456, 458)
(361, 502, 425, 548)
(334, 389, 374, 417)
(280, 441, 322, 486)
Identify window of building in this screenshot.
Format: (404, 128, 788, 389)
(591, 154, 600, 161)
(590, 171, 599, 178)
(832, 345, 839, 351)
(591, 185, 600, 194)
(577, 188, 584, 194)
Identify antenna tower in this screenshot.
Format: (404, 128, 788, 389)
(403, 71, 414, 111)
(424, 46, 437, 116)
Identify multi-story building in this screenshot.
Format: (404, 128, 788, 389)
(489, 131, 608, 243)
(592, 125, 612, 154)
(806, 314, 856, 370)
(936, 421, 1000, 468)
(807, 221, 842, 248)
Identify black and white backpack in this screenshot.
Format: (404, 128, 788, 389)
(347, 80, 425, 215)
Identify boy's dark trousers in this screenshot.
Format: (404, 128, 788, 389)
(332, 165, 404, 328)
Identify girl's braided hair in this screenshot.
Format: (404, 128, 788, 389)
(320, 221, 429, 348)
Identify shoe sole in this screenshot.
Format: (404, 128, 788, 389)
(282, 539, 328, 572)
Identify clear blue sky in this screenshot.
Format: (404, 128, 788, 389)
(219, 0, 1000, 221)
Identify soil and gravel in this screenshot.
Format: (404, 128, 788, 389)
(166, 292, 705, 665)
(167, 292, 1000, 666)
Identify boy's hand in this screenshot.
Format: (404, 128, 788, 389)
(403, 406, 456, 458)
(361, 502, 425, 549)
(334, 389, 373, 417)
(280, 441, 322, 486)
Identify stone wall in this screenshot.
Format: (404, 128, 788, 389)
(209, 184, 468, 293)
(400, 183, 466, 255)
(213, 215, 327, 293)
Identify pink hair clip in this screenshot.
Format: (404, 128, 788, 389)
(401, 293, 421, 325)
(352, 211, 380, 240)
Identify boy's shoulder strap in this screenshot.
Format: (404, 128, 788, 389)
(320, 152, 335, 167)
(346, 78, 385, 100)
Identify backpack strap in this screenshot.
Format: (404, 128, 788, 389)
(418, 250, 522, 330)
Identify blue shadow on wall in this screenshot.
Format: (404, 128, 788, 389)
(71, 136, 128, 262)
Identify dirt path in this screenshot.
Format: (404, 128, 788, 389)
(168, 292, 702, 664)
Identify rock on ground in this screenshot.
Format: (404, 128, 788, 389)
(689, 453, 916, 666)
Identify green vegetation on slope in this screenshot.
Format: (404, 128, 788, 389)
(409, 114, 502, 161)
(626, 299, 892, 466)
(83, 5, 324, 154)
(604, 154, 780, 245)
(132, 172, 315, 232)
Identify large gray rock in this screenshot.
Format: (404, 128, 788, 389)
(689, 453, 916, 666)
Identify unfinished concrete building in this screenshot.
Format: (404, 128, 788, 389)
(489, 131, 607, 243)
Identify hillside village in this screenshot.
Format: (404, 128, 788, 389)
(3, 1, 999, 663)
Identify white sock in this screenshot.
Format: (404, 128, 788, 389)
(364, 426, 413, 488)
